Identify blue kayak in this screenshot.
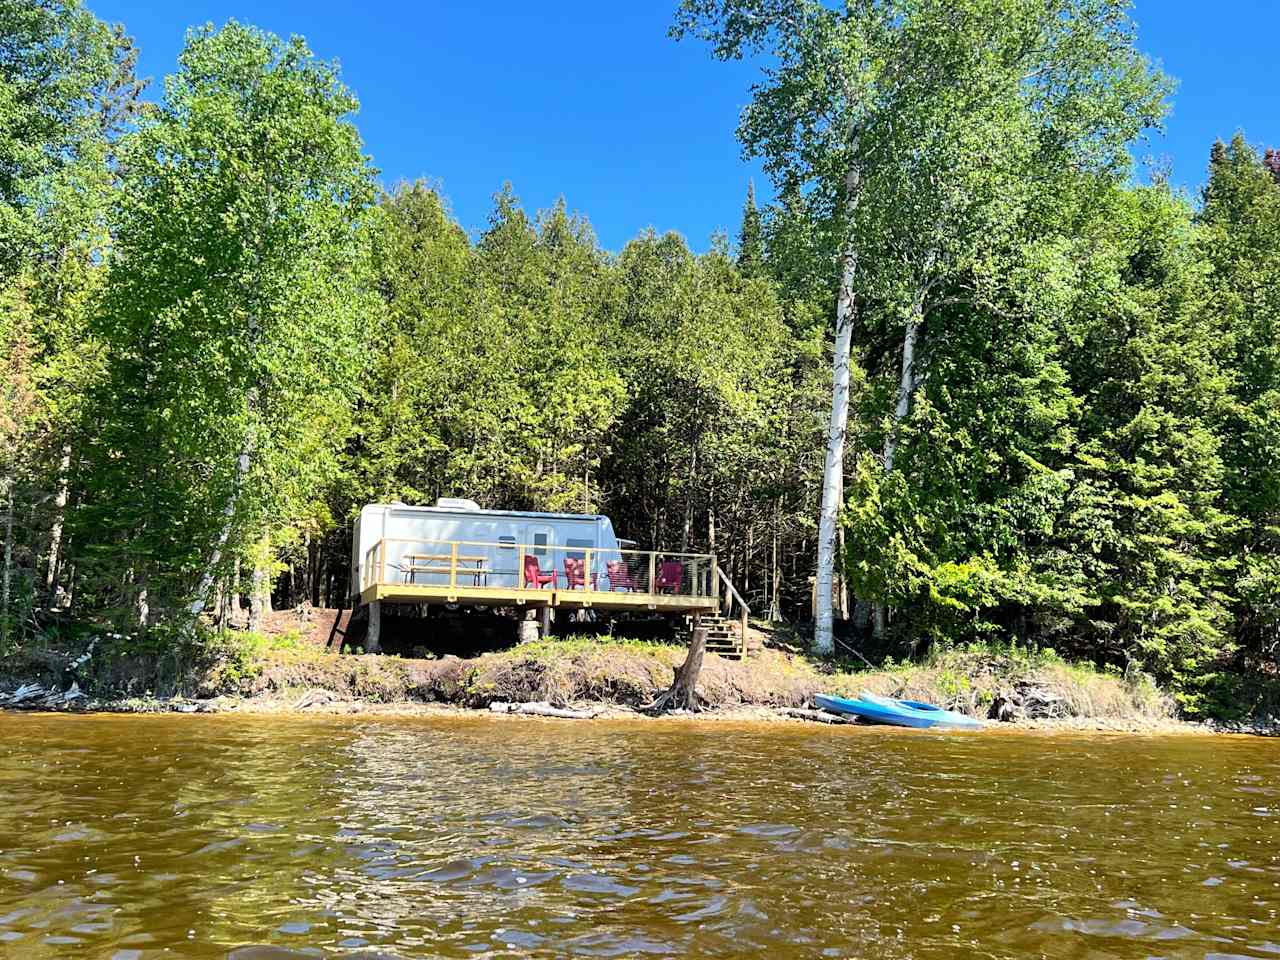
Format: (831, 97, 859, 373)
(859, 691, 983, 729)
(814, 692, 983, 729)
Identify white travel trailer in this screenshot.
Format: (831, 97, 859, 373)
(342, 497, 749, 658)
(350, 498, 629, 599)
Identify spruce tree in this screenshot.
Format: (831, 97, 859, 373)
(737, 180, 765, 278)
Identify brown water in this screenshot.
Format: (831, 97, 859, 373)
(0, 715, 1277, 959)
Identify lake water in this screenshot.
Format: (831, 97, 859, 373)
(0, 713, 1277, 959)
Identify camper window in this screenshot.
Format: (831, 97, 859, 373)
(498, 536, 515, 550)
(533, 533, 548, 557)
(566, 538, 592, 560)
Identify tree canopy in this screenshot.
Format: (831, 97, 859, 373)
(1, 1, 1277, 715)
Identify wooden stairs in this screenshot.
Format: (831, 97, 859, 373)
(684, 614, 760, 661)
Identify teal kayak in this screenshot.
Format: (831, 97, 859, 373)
(814, 693, 937, 728)
(813, 692, 983, 729)
(859, 691, 983, 729)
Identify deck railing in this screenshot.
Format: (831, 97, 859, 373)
(360, 537, 718, 602)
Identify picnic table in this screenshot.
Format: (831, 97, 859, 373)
(401, 553, 489, 586)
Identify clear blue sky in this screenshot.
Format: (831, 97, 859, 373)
(90, 0, 1276, 253)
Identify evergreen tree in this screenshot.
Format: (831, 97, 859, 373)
(0, 0, 140, 639)
(737, 180, 765, 278)
(1198, 135, 1280, 661)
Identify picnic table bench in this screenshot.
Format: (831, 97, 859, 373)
(401, 553, 489, 586)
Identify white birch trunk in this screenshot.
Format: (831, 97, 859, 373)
(231, 557, 243, 626)
(187, 432, 253, 621)
(814, 149, 863, 655)
(249, 563, 263, 633)
(136, 579, 149, 629)
(814, 246, 859, 655)
(875, 293, 925, 638)
(883, 316, 921, 473)
(769, 497, 781, 622)
(1, 470, 13, 646)
(708, 497, 717, 557)
(44, 444, 70, 602)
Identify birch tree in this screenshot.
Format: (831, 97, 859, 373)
(78, 21, 374, 625)
(674, 0, 1167, 652)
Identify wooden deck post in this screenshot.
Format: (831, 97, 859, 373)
(367, 600, 382, 654)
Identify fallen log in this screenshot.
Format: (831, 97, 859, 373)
(786, 707, 859, 725)
(295, 688, 338, 711)
(7, 683, 45, 706)
(489, 701, 599, 720)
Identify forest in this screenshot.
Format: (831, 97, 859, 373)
(1, 0, 1277, 714)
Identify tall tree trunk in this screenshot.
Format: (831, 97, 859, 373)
(883, 314, 921, 473)
(249, 552, 272, 633)
(769, 498, 781, 621)
(249, 566, 263, 633)
(230, 557, 243, 626)
(680, 441, 699, 553)
(708, 489, 718, 559)
(816, 154, 862, 656)
(874, 294, 925, 638)
(1, 468, 13, 648)
(262, 565, 274, 614)
(44, 444, 71, 602)
(136, 575, 149, 629)
(188, 430, 253, 620)
(815, 258, 858, 653)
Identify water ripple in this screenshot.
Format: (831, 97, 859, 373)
(0, 715, 1277, 958)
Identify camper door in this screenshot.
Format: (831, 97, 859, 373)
(526, 522, 556, 582)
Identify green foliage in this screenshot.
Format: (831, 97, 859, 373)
(737, 181, 765, 278)
(1197, 135, 1280, 661)
(0, 0, 141, 279)
(2, 4, 1277, 720)
(70, 20, 376, 622)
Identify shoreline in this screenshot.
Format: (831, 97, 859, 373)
(3, 635, 1276, 737)
(2, 691, 1268, 737)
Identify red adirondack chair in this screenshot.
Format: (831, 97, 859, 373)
(523, 554, 556, 589)
(654, 560, 684, 593)
(606, 560, 637, 592)
(564, 557, 596, 590)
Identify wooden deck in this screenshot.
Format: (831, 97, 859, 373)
(359, 580, 719, 614)
(350, 537, 752, 657)
(357, 537, 722, 616)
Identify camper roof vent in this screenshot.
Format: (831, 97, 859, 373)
(435, 497, 481, 511)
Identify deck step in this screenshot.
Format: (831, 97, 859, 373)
(681, 613, 747, 659)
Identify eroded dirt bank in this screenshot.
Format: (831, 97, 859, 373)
(5, 634, 1262, 733)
